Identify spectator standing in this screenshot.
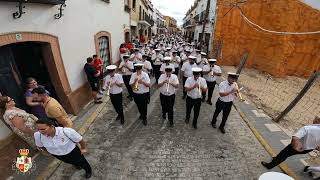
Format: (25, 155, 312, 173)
(84, 57, 102, 104)
(93, 55, 104, 94)
(25, 77, 48, 118)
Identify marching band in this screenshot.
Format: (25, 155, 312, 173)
(102, 35, 242, 133)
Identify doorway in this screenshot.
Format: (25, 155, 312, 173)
(0, 42, 58, 111)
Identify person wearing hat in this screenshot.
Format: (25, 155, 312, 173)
(141, 54, 152, 104)
(195, 49, 201, 63)
(211, 72, 240, 134)
(171, 51, 181, 75)
(178, 44, 185, 56)
(129, 64, 151, 125)
(160, 57, 175, 74)
(158, 66, 179, 127)
(151, 49, 163, 83)
(181, 49, 191, 65)
(104, 65, 125, 124)
(181, 56, 198, 99)
(165, 47, 172, 57)
(184, 67, 207, 129)
(202, 59, 222, 105)
(119, 55, 134, 101)
(130, 48, 142, 64)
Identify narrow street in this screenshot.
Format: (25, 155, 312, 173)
(49, 85, 273, 180)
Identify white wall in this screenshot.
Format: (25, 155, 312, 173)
(0, 0, 130, 140)
(0, 0, 130, 91)
(301, 0, 320, 10)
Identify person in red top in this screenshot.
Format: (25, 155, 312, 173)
(140, 36, 146, 44)
(93, 55, 104, 94)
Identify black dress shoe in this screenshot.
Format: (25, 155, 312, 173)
(162, 114, 166, 120)
(116, 115, 120, 121)
(219, 127, 226, 134)
(182, 96, 186, 99)
(207, 101, 212, 105)
(120, 119, 125, 125)
(202, 98, 205, 102)
(211, 121, 216, 128)
(142, 119, 147, 126)
(193, 124, 197, 129)
(139, 116, 143, 120)
(261, 161, 272, 169)
(185, 118, 189, 124)
(169, 121, 173, 127)
(85, 171, 92, 179)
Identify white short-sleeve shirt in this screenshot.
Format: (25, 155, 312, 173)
(104, 73, 124, 94)
(158, 74, 179, 96)
(293, 125, 320, 150)
(130, 53, 142, 63)
(152, 54, 163, 65)
(184, 77, 207, 99)
(142, 60, 152, 73)
(181, 62, 198, 77)
(218, 80, 236, 102)
(203, 65, 222, 82)
(34, 127, 82, 156)
(129, 71, 150, 94)
(119, 60, 134, 75)
(160, 63, 175, 73)
(171, 56, 181, 68)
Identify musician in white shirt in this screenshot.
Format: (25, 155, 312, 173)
(119, 55, 134, 101)
(181, 56, 198, 99)
(160, 57, 175, 73)
(158, 67, 179, 127)
(129, 64, 151, 125)
(171, 51, 181, 75)
(151, 49, 163, 83)
(130, 48, 143, 63)
(202, 59, 222, 105)
(104, 65, 125, 124)
(211, 72, 240, 134)
(34, 119, 92, 178)
(184, 67, 207, 129)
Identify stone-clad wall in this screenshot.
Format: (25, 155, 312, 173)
(212, 0, 320, 77)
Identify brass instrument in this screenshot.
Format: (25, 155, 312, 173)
(106, 78, 112, 96)
(133, 75, 140, 91)
(122, 62, 126, 73)
(234, 82, 244, 102)
(210, 67, 214, 76)
(166, 75, 171, 94)
(196, 78, 201, 96)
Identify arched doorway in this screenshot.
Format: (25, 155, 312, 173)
(0, 32, 72, 113)
(125, 32, 130, 43)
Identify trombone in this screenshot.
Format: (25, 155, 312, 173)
(234, 82, 244, 102)
(166, 74, 171, 94)
(196, 78, 201, 96)
(106, 78, 113, 96)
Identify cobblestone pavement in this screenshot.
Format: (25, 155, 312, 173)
(49, 83, 275, 180)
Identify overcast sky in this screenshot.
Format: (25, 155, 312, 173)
(151, 0, 195, 26)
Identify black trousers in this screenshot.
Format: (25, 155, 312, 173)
(182, 76, 188, 97)
(123, 75, 133, 98)
(186, 96, 202, 126)
(110, 92, 124, 124)
(174, 67, 179, 75)
(267, 144, 313, 168)
(205, 81, 216, 101)
(212, 99, 233, 129)
(160, 93, 175, 122)
(154, 65, 161, 84)
(133, 93, 148, 120)
(53, 146, 92, 173)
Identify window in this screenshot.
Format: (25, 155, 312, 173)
(132, 0, 136, 10)
(139, 6, 142, 20)
(98, 36, 111, 65)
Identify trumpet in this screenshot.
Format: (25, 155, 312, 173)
(210, 68, 214, 76)
(133, 75, 140, 91)
(106, 78, 112, 96)
(166, 75, 171, 94)
(196, 78, 201, 96)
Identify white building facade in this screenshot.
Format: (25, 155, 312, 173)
(0, 0, 130, 140)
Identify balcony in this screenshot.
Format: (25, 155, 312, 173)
(0, 0, 65, 5)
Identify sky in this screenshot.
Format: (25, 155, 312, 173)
(151, 0, 195, 26)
